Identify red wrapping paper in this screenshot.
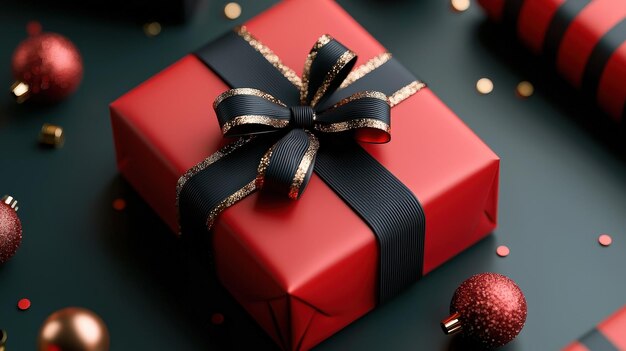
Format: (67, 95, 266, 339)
(478, 0, 626, 123)
(110, 0, 499, 349)
(562, 304, 626, 350)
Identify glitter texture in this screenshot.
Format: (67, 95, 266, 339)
(389, 81, 426, 107)
(340, 53, 393, 89)
(328, 91, 388, 110)
(213, 88, 287, 109)
(301, 34, 333, 105)
(237, 26, 302, 89)
(289, 133, 319, 200)
(11, 32, 83, 103)
(310, 50, 356, 107)
(450, 273, 527, 348)
(314, 118, 390, 134)
(221, 115, 289, 136)
(0, 201, 22, 264)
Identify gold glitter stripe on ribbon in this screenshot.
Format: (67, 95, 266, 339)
(214, 88, 287, 109)
(236, 26, 303, 89)
(310, 50, 356, 108)
(175, 137, 254, 233)
(289, 133, 320, 200)
(327, 91, 389, 110)
(206, 180, 257, 230)
(389, 81, 427, 107)
(339, 53, 393, 89)
(314, 118, 390, 134)
(255, 145, 275, 189)
(221, 115, 290, 135)
(300, 34, 333, 105)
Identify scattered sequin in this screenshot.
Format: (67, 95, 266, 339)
(598, 234, 612, 247)
(211, 313, 225, 325)
(451, 0, 471, 12)
(17, 298, 31, 311)
(143, 22, 162, 37)
(496, 245, 510, 257)
(516, 81, 534, 98)
(224, 2, 242, 20)
(39, 123, 65, 148)
(112, 198, 126, 211)
(476, 78, 494, 95)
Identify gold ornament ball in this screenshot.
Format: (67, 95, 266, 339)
(38, 307, 109, 351)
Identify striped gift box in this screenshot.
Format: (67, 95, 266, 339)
(478, 0, 626, 125)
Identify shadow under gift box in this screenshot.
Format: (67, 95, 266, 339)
(109, 0, 500, 350)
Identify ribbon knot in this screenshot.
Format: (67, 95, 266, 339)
(290, 106, 316, 130)
(213, 34, 392, 200)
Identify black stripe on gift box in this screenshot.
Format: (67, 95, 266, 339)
(542, 0, 592, 67)
(581, 19, 626, 114)
(579, 327, 619, 351)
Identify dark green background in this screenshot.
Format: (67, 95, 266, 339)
(1, 0, 625, 350)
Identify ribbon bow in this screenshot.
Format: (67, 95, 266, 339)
(212, 35, 391, 200)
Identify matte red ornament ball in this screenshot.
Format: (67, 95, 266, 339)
(0, 198, 22, 264)
(11, 31, 83, 103)
(445, 273, 527, 349)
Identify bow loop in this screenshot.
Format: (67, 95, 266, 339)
(256, 129, 319, 200)
(316, 91, 391, 143)
(300, 35, 357, 107)
(214, 88, 291, 137)
(211, 37, 393, 199)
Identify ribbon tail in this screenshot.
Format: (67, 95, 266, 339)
(177, 137, 275, 234)
(256, 129, 319, 200)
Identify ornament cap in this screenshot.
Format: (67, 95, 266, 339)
(10, 81, 30, 103)
(0, 329, 7, 351)
(2, 195, 18, 212)
(441, 311, 462, 335)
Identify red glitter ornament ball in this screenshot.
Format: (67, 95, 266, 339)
(11, 27, 83, 103)
(0, 196, 22, 264)
(441, 273, 527, 349)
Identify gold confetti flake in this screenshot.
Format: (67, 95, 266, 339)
(143, 22, 161, 37)
(39, 123, 64, 148)
(451, 0, 471, 12)
(476, 78, 494, 95)
(516, 81, 534, 98)
(224, 2, 242, 20)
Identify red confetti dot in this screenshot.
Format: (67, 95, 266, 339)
(17, 298, 31, 311)
(26, 21, 42, 36)
(598, 234, 612, 247)
(112, 198, 126, 211)
(496, 245, 510, 257)
(211, 313, 224, 325)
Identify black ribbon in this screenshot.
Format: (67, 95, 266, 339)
(178, 27, 426, 303)
(579, 328, 619, 351)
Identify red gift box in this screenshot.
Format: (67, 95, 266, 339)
(562, 304, 626, 350)
(478, 0, 626, 124)
(110, 0, 500, 349)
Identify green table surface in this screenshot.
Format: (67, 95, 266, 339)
(1, 0, 625, 350)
